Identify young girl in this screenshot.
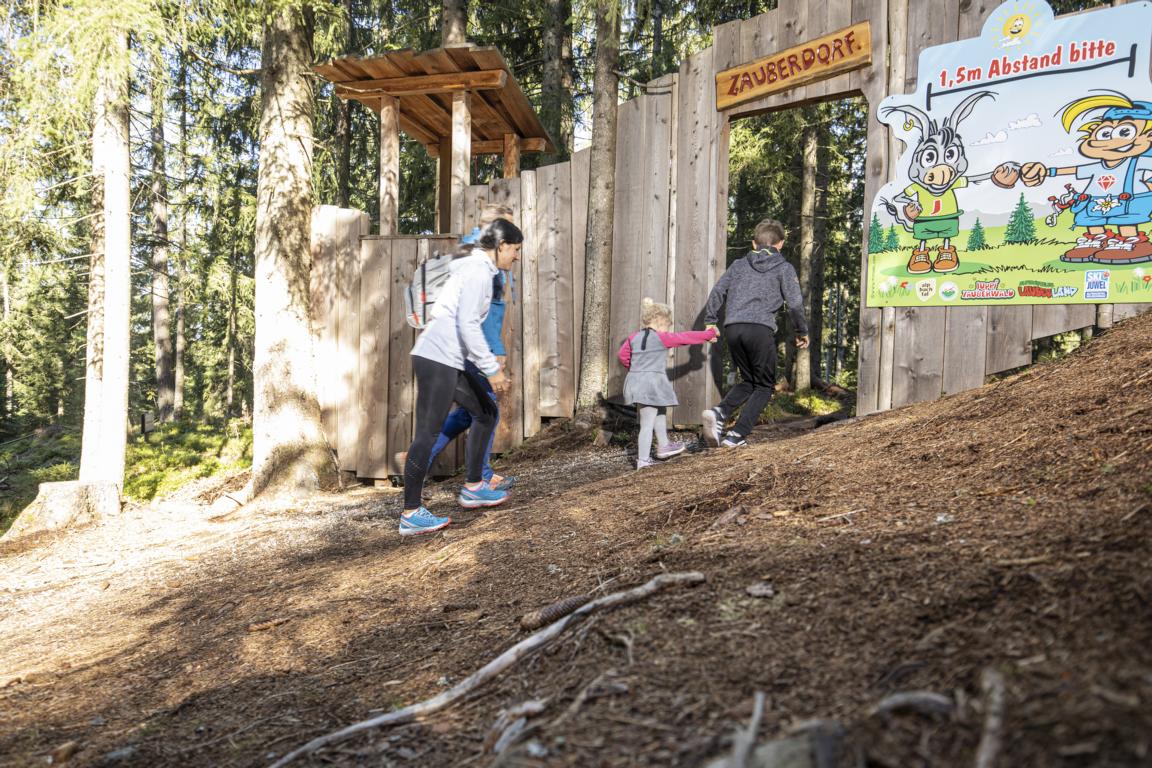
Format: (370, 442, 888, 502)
(401, 219, 524, 536)
(618, 298, 718, 469)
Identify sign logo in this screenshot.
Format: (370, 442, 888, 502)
(916, 278, 937, 301)
(940, 281, 959, 301)
(1084, 269, 1110, 299)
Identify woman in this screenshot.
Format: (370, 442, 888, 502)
(400, 219, 524, 536)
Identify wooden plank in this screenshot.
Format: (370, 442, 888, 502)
(335, 210, 365, 473)
(663, 74, 679, 343)
(428, 137, 545, 157)
(715, 22, 871, 111)
(309, 206, 341, 447)
(985, 306, 1033, 374)
(437, 136, 451, 233)
(729, 6, 781, 117)
(554, 162, 575, 417)
(357, 237, 392, 479)
(387, 238, 419, 475)
(821, 0, 856, 97)
(1112, 303, 1151, 321)
(851, 0, 890, 415)
(671, 46, 718, 426)
(891, 307, 946, 406)
(1032, 304, 1095, 339)
(570, 148, 591, 379)
(520, 170, 541, 438)
(379, 96, 399, 235)
(489, 178, 524, 450)
(534, 162, 574, 418)
(608, 97, 647, 402)
(334, 69, 507, 97)
(942, 306, 987, 395)
(641, 85, 674, 307)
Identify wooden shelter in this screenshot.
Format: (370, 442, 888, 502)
(314, 45, 556, 235)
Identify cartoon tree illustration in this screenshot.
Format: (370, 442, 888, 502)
(1004, 194, 1037, 244)
(885, 225, 900, 252)
(868, 212, 885, 253)
(967, 217, 989, 250)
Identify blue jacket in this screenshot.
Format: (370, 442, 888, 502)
(463, 226, 507, 356)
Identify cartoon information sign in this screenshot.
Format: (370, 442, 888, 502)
(868, 0, 1152, 307)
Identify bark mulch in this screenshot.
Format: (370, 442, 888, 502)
(1, 313, 1150, 767)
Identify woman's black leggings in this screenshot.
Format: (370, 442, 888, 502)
(405, 355, 498, 509)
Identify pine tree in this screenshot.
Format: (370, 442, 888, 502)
(868, 213, 885, 253)
(967, 218, 988, 250)
(1004, 194, 1037, 244)
(885, 225, 900, 252)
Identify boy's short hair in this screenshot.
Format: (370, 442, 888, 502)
(479, 203, 516, 227)
(753, 218, 786, 248)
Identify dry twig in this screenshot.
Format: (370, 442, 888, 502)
(729, 691, 766, 768)
(268, 572, 705, 767)
(974, 668, 1006, 768)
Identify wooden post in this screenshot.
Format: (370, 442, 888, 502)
(437, 136, 452, 233)
(451, 91, 472, 234)
(378, 95, 399, 235)
(503, 133, 521, 179)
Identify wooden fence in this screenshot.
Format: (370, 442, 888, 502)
(312, 0, 1150, 481)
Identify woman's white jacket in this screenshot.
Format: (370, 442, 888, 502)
(410, 249, 500, 376)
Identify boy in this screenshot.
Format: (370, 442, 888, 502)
(701, 218, 809, 448)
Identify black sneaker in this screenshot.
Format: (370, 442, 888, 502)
(720, 432, 747, 448)
(701, 408, 724, 447)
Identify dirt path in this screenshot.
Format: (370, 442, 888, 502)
(2, 316, 1151, 767)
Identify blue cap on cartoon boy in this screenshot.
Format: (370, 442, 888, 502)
(1101, 101, 1152, 121)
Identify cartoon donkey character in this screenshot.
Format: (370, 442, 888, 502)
(882, 91, 1021, 274)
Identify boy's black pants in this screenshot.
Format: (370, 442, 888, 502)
(715, 322, 777, 438)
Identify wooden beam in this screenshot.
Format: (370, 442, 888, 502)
(425, 137, 545, 157)
(378, 96, 399, 236)
(334, 69, 506, 98)
(503, 134, 520, 178)
(450, 92, 472, 234)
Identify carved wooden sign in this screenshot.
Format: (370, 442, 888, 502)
(715, 22, 872, 111)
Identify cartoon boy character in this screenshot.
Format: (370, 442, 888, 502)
(881, 91, 1021, 274)
(1018, 93, 1152, 264)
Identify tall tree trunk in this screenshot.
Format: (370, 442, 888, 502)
(575, 0, 620, 417)
(651, 0, 663, 79)
(174, 53, 188, 419)
(226, 247, 238, 416)
(541, 0, 573, 162)
(441, 0, 466, 45)
(79, 29, 130, 486)
(794, 113, 817, 391)
(2, 269, 10, 419)
(150, 70, 175, 422)
(251, 5, 336, 496)
(809, 120, 828, 384)
(335, 0, 353, 207)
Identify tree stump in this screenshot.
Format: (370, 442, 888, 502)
(2, 481, 122, 541)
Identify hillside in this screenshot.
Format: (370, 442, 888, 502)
(1, 313, 1150, 767)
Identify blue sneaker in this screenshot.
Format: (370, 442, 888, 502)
(458, 483, 509, 508)
(399, 507, 451, 536)
(487, 474, 517, 491)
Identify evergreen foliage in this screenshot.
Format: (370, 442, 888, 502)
(1005, 194, 1038, 244)
(885, 225, 900, 252)
(967, 217, 989, 250)
(868, 213, 885, 253)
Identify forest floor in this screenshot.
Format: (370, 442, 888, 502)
(2, 315, 1151, 768)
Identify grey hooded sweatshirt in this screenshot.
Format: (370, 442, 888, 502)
(704, 247, 808, 335)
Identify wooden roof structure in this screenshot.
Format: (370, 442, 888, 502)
(314, 45, 556, 157)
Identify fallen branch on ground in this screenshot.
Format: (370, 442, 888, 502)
(729, 691, 766, 768)
(268, 571, 705, 767)
(974, 668, 1006, 768)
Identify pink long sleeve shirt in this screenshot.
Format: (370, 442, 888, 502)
(617, 327, 717, 368)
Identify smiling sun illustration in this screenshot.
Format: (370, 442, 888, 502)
(991, 1, 1046, 49)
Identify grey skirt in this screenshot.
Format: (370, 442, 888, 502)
(623, 371, 678, 407)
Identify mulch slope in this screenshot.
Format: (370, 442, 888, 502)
(2, 314, 1150, 767)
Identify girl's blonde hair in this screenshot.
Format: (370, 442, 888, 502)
(479, 203, 516, 227)
(641, 297, 672, 327)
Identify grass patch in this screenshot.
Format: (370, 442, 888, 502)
(758, 389, 845, 422)
(0, 420, 253, 535)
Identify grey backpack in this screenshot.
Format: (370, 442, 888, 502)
(403, 250, 455, 329)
